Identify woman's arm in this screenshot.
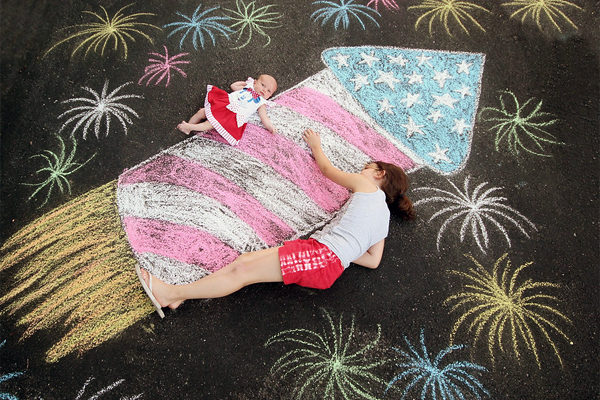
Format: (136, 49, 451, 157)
(230, 81, 246, 91)
(352, 240, 385, 269)
(303, 129, 373, 192)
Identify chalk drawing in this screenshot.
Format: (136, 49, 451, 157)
(58, 80, 143, 139)
(164, 4, 232, 50)
(413, 176, 537, 253)
(367, 0, 400, 11)
(265, 308, 386, 400)
(138, 46, 190, 87)
(22, 135, 96, 208)
(386, 328, 489, 399)
(1, 46, 486, 361)
(408, 0, 490, 37)
(0, 182, 153, 363)
(0, 339, 23, 400)
(223, 0, 283, 49)
(478, 90, 563, 158)
(74, 376, 142, 400)
(321, 46, 485, 174)
(444, 253, 572, 368)
(502, 0, 583, 32)
(311, 0, 381, 30)
(43, 3, 160, 60)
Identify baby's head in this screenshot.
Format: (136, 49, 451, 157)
(254, 74, 277, 99)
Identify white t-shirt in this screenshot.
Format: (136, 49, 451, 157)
(226, 77, 267, 127)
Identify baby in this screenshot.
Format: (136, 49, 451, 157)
(177, 75, 277, 146)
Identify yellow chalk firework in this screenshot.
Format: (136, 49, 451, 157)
(502, 0, 583, 32)
(43, 3, 161, 59)
(408, 0, 490, 37)
(0, 181, 153, 363)
(444, 253, 571, 368)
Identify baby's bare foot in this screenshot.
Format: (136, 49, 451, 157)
(177, 121, 193, 135)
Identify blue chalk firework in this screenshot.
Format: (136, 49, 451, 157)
(0, 340, 24, 400)
(164, 4, 232, 50)
(312, 0, 381, 30)
(387, 329, 489, 400)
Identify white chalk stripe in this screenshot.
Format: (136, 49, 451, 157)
(247, 103, 370, 172)
(117, 182, 267, 253)
(137, 251, 211, 285)
(169, 137, 332, 235)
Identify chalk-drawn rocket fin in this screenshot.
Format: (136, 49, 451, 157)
(319, 46, 485, 174)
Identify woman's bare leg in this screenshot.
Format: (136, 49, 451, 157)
(140, 247, 283, 309)
(177, 120, 213, 135)
(188, 108, 206, 124)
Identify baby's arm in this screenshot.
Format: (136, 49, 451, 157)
(230, 81, 246, 91)
(257, 105, 276, 133)
(352, 240, 385, 269)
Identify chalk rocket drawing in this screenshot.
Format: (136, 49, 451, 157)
(117, 46, 485, 284)
(1, 46, 485, 361)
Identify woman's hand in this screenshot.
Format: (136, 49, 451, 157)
(303, 128, 321, 150)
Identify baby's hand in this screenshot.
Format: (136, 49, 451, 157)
(303, 129, 321, 149)
(267, 124, 277, 134)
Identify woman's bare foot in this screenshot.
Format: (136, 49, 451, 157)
(177, 121, 194, 135)
(140, 268, 177, 308)
(168, 301, 184, 310)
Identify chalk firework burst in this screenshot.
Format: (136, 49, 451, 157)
(223, 0, 283, 49)
(502, 0, 583, 32)
(58, 80, 143, 139)
(414, 176, 537, 253)
(408, 0, 490, 36)
(265, 308, 387, 399)
(164, 4, 233, 50)
(386, 328, 489, 400)
(445, 253, 572, 368)
(138, 46, 190, 87)
(478, 90, 563, 158)
(312, 0, 381, 30)
(43, 3, 161, 59)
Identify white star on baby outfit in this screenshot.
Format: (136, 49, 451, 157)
(427, 109, 444, 123)
(429, 143, 452, 164)
(331, 53, 350, 68)
(451, 119, 469, 135)
(432, 93, 459, 108)
(433, 70, 452, 88)
(405, 71, 423, 84)
(400, 92, 421, 108)
(350, 73, 370, 91)
(374, 70, 401, 90)
(454, 86, 472, 98)
(388, 54, 408, 66)
(377, 98, 395, 114)
(416, 53, 433, 67)
(456, 60, 473, 75)
(358, 52, 380, 67)
(402, 116, 425, 137)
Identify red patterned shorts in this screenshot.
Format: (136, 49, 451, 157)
(279, 238, 344, 290)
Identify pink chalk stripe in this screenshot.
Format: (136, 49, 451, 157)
(236, 124, 349, 212)
(119, 154, 294, 245)
(123, 216, 238, 271)
(275, 87, 415, 170)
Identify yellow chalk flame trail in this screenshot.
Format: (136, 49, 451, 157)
(0, 181, 153, 363)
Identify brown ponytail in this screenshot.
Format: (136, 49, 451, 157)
(374, 161, 415, 220)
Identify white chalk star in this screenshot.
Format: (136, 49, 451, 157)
(432, 93, 459, 109)
(429, 143, 452, 164)
(405, 71, 423, 84)
(400, 92, 421, 108)
(456, 60, 473, 75)
(374, 70, 401, 90)
(349, 73, 370, 91)
(454, 85, 472, 98)
(402, 116, 425, 137)
(416, 53, 433, 67)
(377, 98, 395, 114)
(331, 53, 350, 68)
(427, 109, 444, 123)
(358, 51, 380, 68)
(432, 69, 452, 88)
(451, 118, 469, 135)
(388, 54, 408, 66)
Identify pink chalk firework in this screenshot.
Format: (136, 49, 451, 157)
(138, 46, 190, 87)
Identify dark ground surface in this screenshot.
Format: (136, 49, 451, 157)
(1, 1, 599, 399)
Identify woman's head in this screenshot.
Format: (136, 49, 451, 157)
(371, 161, 415, 220)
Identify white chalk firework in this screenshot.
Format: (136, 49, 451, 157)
(414, 176, 536, 253)
(58, 80, 143, 139)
